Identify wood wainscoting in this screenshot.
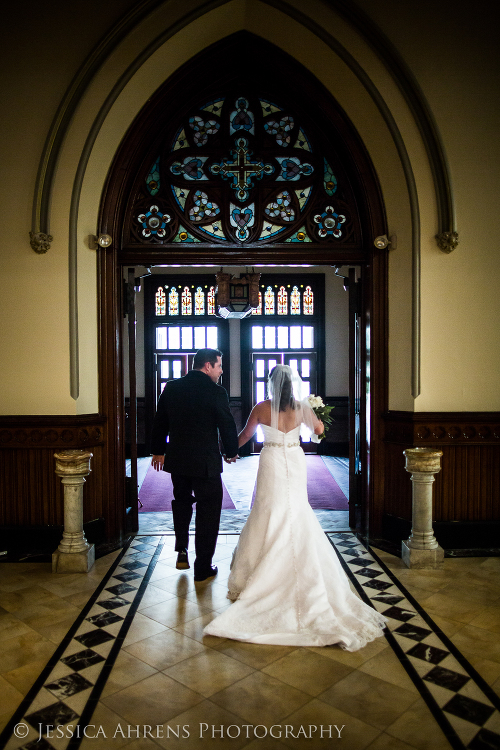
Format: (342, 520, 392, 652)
(381, 412, 500, 548)
(0, 415, 107, 533)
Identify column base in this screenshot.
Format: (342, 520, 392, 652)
(401, 541, 444, 569)
(52, 545, 95, 573)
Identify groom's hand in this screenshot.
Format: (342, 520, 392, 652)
(152, 455, 164, 471)
(223, 455, 238, 464)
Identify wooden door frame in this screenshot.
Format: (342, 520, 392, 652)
(97, 246, 387, 543)
(96, 33, 389, 543)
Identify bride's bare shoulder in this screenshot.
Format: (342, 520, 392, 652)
(254, 399, 271, 412)
(253, 399, 271, 422)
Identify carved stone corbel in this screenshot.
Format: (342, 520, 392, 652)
(435, 231, 459, 253)
(29, 231, 53, 253)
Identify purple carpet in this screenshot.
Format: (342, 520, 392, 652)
(138, 468, 235, 512)
(306, 455, 348, 509)
(250, 454, 347, 510)
(138, 455, 347, 512)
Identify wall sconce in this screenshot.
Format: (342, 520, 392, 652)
(88, 234, 112, 249)
(373, 234, 397, 249)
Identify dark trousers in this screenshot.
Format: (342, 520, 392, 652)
(170, 473, 223, 574)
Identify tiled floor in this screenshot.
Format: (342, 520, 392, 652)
(0, 534, 499, 750)
(138, 510, 350, 535)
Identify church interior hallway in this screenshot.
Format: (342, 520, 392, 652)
(1, 535, 499, 750)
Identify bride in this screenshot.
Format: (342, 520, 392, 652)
(204, 365, 387, 651)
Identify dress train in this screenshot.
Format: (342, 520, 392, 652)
(204, 425, 387, 650)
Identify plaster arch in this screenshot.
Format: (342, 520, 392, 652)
(46, 0, 438, 416)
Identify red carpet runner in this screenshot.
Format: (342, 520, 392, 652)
(138, 455, 347, 513)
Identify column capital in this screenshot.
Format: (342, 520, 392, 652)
(404, 447, 442, 474)
(54, 449, 93, 477)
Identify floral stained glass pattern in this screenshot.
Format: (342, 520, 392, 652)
(264, 116, 294, 146)
(189, 191, 220, 222)
(195, 287, 205, 315)
(169, 287, 179, 316)
(276, 156, 313, 181)
(303, 286, 314, 315)
(155, 287, 166, 316)
(137, 205, 170, 238)
(189, 116, 219, 146)
(230, 98, 254, 135)
(277, 286, 288, 315)
(181, 287, 192, 315)
(171, 156, 208, 180)
(129, 93, 355, 246)
(265, 191, 294, 222)
(314, 206, 346, 238)
(211, 139, 274, 203)
(290, 286, 300, 315)
(264, 286, 275, 315)
(230, 202, 255, 241)
(208, 286, 216, 315)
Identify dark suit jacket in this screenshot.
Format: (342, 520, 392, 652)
(150, 370, 239, 478)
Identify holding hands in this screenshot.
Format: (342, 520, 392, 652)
(151, 455, 165, 471)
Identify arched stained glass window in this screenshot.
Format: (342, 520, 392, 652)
(181, 287, 192, 315)
(303, 286, 314, 315)
(252, 291, 263, 315)
(277, 286, 288, 315)
(264, 286, 275, 315)
(127, 93, 356, 247)
(155, 287, 166, 316)
(207, 286, 216, 315)
(169, 287, 179, 315)
(290, 285, 300, 315)
(194, 286, 205, 315)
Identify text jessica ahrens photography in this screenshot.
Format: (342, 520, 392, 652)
(37, 723, 345, 741)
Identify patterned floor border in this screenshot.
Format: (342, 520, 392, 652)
(1, 533, 499, 750)
(329, 532, 500, 750)
(0, 536, 166, 750)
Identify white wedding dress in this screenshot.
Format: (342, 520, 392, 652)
(204, 425, 387, 650)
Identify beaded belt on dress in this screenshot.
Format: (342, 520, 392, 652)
(262, 441, 300, 449)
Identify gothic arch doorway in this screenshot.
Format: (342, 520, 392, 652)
(98, 32, 388, 542)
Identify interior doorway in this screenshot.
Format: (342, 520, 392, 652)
(98, 33, 388, 543)
(123, 264, 355, 534)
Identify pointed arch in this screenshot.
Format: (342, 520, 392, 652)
(96, 31, 389, 541)
(101, 32, 386, 266)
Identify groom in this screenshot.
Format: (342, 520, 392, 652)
(150, 348, 238, 581)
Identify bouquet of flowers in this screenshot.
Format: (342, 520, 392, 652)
(307, 395, 334, 442)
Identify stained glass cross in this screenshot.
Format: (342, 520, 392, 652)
(211, 138, 274, 202)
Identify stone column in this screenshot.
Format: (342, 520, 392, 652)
(52, 449, 95, 573)
(401, 447, 444, 569)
